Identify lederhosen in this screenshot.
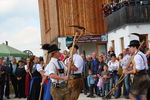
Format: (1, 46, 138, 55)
(68, 56, 84, 100)
(27, 64, 42, 100)
(50, 61, 70, 100)
(131, 53, 150, 96)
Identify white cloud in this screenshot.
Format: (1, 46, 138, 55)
(0, 26, 43, 56)
(0, 0, 42, 56)
(0, 17, 27, 31)
(0, 0, 18, 14)
(0, 0, 39, 18)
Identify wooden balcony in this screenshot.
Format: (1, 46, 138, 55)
(105, 4, 150, 32)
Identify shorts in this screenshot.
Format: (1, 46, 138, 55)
(130, 74, 150, 96)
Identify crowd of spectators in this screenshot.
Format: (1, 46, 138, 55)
(82, 47, 150, 99)
(102, 0, 150, 17)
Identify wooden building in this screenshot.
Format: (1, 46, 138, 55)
(38, 0, 106, 44)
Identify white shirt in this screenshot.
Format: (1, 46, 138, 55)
(134, 51, 148, 70)
(108, 60, 119, 72)
(44, 58, 67, 83)
(25, 64, 43, 72)
(72, 53, 84, 74)
(36, 64, 43, 72)
(25, 65, 28, 70)
(122, 54, 131, 69)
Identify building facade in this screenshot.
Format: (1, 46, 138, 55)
(106, 4, 150, 56)
(39, 0, 150, 56)
(38, 0, 107, 55)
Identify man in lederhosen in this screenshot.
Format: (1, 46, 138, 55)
(67, 43, 84, 100)
(125, 40, 150, 100)
(44, 44, 70, 100)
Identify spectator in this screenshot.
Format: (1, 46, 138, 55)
(107, 47, 115, 62)
(87, 70, 95, 98)
(27, 56, 45, 100)
(103, 55, 108, 63)
(101, 64, 110, 97)
(2, 61, 10, 99)
(91, 52, 99, 75)
(10, 58, 18, 98)
(122, 48, 131, 99)
(0, 58, 6, 100)
(97, 56, 106, 74)
(15, 60, 26, 98)
(117, 53, 124, 98)
(108, 54, 120, 98)
(97, 55, 107, 96)
(25, 57, 34, 97)
(91, 52, 99, 95)
(83, 55, 93, 95)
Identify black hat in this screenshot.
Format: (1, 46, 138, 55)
(39, 57, 44, 62)
(42, 44, 60, 53)
(128, 40, 140, 47)
(18, 60, 24, 63)
(67, 43, 79, 49)
(110, 53, 116, 58)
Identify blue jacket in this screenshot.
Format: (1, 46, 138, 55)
(87, 75, 95, 86)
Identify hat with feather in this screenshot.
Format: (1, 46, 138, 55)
(42, 44, 61, 53)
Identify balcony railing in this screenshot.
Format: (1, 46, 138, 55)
(106, 4, 150, 32)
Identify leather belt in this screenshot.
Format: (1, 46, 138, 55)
(135, 70, 147, 76)
(52, 82, 67, 88)
(70, 73, 82, 79)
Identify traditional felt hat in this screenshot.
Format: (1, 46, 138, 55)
(128, 40, 140, 47)
(39, 57, 44, 62)
(110, 53, 116, 58)
(42, 44, 60, 53)
(67, 43, 79, 50)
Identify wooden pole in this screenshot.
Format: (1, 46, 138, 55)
(67, 31, 78, 77)
(39, 87, 43, 100)
(67, 28, 85, 78)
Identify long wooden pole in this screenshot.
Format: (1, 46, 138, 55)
(67, 31, 78, 77)
(67, 29, 85, 78)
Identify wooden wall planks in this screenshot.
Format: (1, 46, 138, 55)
(39, 0, 106, 44)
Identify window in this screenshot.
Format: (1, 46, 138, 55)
(120, 37, 124, 52)
(111, 40, 115, 52)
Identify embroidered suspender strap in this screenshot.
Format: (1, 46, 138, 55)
(138, 53, 146, 68)
(52, 62, 60, 83)
(72, 55, 77, 74)
(57, 60, 63, 69)
(59, 61, 67, 75)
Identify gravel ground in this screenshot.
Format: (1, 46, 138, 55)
(4, 94, 128, 100)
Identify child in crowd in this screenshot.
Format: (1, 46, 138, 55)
(101, 64, 110, 97)
(87, 70, 95, 98)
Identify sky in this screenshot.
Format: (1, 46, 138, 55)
(0, 0, 43, 56)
